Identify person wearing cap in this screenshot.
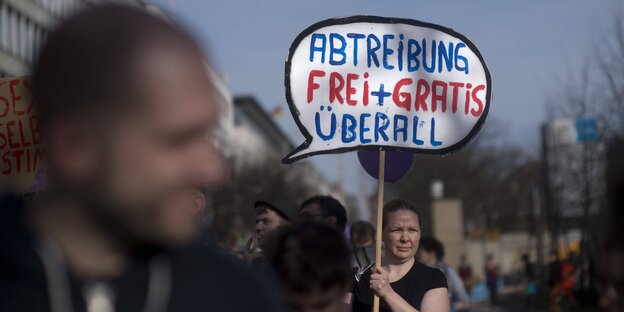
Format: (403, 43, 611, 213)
(245, 194, 299, 264)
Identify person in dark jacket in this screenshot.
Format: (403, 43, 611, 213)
(0, 4, 280, 312)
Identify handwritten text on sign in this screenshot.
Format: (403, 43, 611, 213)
(283, 17, 491, 163)
(0, 77, 45, 193)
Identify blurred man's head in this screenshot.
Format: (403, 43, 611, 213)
(159, 188, 206, 242)
(33, 5, 225, 246)
(266, 223, 351, 312)
(418, 237, 444, 267)
(300, 195, 347, 233)
(349, 221, 374, 248)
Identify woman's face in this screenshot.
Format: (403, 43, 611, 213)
(383, 209, 421, 262)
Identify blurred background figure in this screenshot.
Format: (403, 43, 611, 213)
(349, 221, 375, 270)
(0, 4, 280, 311)
(521, 253, 538, 307)
(349, 199, 449, 312)
(246, 194, 298, 264)
(548, 250, 563, 312)
(300, 195, 348, 234)
(418, 237, 471, 311)
(265, 223, 351, 312)
(457, 254, 474, 295)
(599, 231, 624, 312)
(485, 254, 500, 306)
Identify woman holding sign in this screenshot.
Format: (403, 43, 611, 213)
(348, 199, 450, 312)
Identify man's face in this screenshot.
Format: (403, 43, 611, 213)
(81, 44, 225, 246)
(255, 206, 288, 244)
(300, 203, 336, 228)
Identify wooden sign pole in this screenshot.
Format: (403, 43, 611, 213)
(372, 150, 386, 312)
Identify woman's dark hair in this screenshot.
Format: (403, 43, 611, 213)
(382, 199, 422, 230)
(265, 223, 351, 294)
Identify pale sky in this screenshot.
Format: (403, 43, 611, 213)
(147, 0, 622, 206)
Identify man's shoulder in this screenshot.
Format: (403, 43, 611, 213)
(168, 243, 282, 312)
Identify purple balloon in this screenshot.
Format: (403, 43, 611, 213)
(357, 150, 414, 182)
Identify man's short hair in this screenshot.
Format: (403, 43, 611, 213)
(419, 237, 445, 260)
(33, 4, 202, 127)
(301, 195, 347, 232)
(265, 223, 351, 294)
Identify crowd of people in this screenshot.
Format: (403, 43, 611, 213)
(1, 3, 622, 312)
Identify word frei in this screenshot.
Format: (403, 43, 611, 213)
(283, 17, 491, 163)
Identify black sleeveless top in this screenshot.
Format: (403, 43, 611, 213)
(352, 261, 447, 312)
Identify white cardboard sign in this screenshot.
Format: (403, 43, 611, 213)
(282, 16, 491, 163)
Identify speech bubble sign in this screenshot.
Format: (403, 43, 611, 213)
(282, 16, 491, 164)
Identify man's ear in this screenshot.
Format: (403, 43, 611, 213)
(46, 119, 99, 183)
(325, 215, 337, 227)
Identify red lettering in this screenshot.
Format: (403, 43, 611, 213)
(12, 149, 23, 173)
(392, 78, 413, 112)
(18, 119, 31, 147)
(7, 120, 18, 148)
(415, 79, 429, 112)
(22, 79, 33, 114)
(471, 84, 485, 117)
(363, 73, 369, 106)
(431, 80, 448, 113)
(2, 150, 10, 174)
(30, 116, 41, 145)
(307, 70, 325, 103)
(346, 74, 359, 106)
(329, 72, 345, 104)
(448, 82, 464, 113)
(0, 122, 5, 149)
(464, 83, 472, 115)
(10, 79, 24, 116)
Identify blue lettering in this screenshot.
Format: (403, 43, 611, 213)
(454, 43, 469, 74)
(310, 34, 326, 63)
(423, 39, 436, 73)
(374, 112, 390, 142)
(329, 33, 346, 65)
(394, 114, 408, 142)
(360, 113, 372, 144)
(397, 34, 404, 71)
(412, 116, 424, 145)
(407, 39, 421, 72)
(341, 114, 357, 143)
(382, 34, 395, 70)
(347, 33, 365, 66)
(315, 108, 336, 140)
(430, 117, 442, 146)
(367, 34, 381, 68)
(438, 41, 454, 73)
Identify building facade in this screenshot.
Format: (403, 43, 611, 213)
(0, 0, 146, 77)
